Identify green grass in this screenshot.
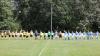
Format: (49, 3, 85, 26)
(0, 39, 100, 56)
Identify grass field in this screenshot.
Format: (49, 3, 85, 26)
(0, 39, 100, 56)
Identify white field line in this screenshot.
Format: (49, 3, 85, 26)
(38, 41, 49, 56)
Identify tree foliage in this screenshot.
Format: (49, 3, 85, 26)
(0, 0, 100, 32)
(0, 0, 21, 31)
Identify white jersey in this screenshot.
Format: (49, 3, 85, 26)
(72, 33, 75, 38)
(64, 32, 68, 37)
(76, 32, 79, 37)
(69, 33, 72, 37)
(81, 33, 84, 37)
(68, 33, 70, 37)
(83, 32, 86, 37)
(79, 32, 82, 37)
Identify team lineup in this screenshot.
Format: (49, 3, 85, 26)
(0, 30, 99, 40)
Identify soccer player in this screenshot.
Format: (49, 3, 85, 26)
(26, 31, 29, 38)
(43, 32, 46, 40)
(96, 31, 99, 40)
(75, 31, 78, 40)
(51, 31, 54, 40)
(19, 31, 23, 37)
(71, 31, 75, 40)
(72, 31, 75, 40)
(64, 31, 67, 40)
(23, 31, 26, 38)
(10, 32, 13, 37)
(1, 32, 4, 39)
(59, 31, 62, 39)
(87, 31, 90, 40)
(69, 32, 72, 40)
(88, 31, 91, 40)
(81, 32, 84, 40)
(30, 30, 33, 37)
(79, 31, 82, 40)
(12, 32, 15, 38)
(15, 31, 19, 39)
(44, 32, 48, 40)
(14, 31, 16, 38)
(40, 31, 44, 39)
(47, 31, 51, 39)
(54, 31, 59, 39)
(7, 31, 10, 37)
(90, 31, 93, 40)
(83, 31, 87, 40)
(4, 32, 7, 38)
(67, 31, 70, 40)
(34, 30, 39, 40)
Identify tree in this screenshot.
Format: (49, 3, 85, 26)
(0, 0, 21, 31)
(3, 0, 99, 32)
(78, 0, 100, 32)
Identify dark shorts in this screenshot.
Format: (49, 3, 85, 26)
(48, 35, 50, 37)
(8, 35, 10, 37)
(30, 35, 33, 37)
(26, 36, 28, 38)
(23, 35, 26, 37)
(59, 34, 62, 38)
(51, 35, 53, 37)
(35, 35, 38, 37)
(20, 35, 22, 37)
(12, 35, 14, 37)
(1, 35, 3, 37)
(15, 35, 17, 37)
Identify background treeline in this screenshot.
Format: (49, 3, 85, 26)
(0, 0, 100, 32)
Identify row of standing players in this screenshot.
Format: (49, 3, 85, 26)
(0, 30, 99, 40)
(35, 31, 99, 40)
